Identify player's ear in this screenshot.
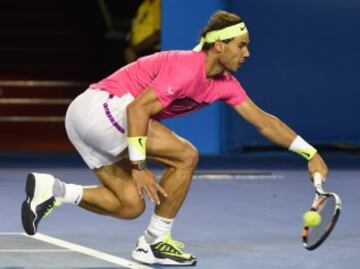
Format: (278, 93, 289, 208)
(213, 40, 225, 53)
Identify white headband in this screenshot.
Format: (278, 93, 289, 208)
(193, 22, 248, 52)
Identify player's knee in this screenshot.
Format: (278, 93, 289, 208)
(112, 197, 145, 220)
(124, 199, 146, 219)
(179, 145, 199, 169)
(103, 195, 123, 214)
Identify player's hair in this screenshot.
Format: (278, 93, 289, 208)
(200, 10, 243, 51)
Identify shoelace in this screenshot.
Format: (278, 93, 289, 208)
(165, 234, 185, 250)
(44, 200, 62, 217)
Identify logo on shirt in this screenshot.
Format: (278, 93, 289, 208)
(167, 87, 174, 95)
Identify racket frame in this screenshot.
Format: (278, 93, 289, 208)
(302, 173, 342, 250)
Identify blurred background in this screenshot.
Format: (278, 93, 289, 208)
(0, 0, 359, 163)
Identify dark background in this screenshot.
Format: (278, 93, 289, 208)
(0, 0, 142, 152)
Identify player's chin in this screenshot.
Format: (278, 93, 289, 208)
(229, 65, 241, 72)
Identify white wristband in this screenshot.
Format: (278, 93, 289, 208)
(127, 137, 146, 161)
(289, 135, 317, 160)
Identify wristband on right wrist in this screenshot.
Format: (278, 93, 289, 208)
(127, 136, 147, 161)
(289, 135, 317, 161)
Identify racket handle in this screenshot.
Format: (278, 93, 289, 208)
(313, 172, 325, 191)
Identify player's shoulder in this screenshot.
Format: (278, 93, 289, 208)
(156, 50, 205, 73)
(139, 50, 198, 63)
(159, 50, 203, 62)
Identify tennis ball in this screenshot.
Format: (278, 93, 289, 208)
(303, 211, 322, 227)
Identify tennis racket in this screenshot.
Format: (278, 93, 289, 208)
(302, 172, 342, 250)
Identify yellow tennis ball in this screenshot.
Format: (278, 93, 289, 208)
(303, 211, 322, 227)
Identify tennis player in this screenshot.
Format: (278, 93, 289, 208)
(21, 10, 328, 266)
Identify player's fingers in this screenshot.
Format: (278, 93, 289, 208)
(135, 181, 144, 199)
(149, 184, 161, 205)
(143, 185, 155, 204)
(155, 184, 168, 198)
(312, 172, 325, 185)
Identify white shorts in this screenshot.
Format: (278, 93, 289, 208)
(65, 88, 134, 169)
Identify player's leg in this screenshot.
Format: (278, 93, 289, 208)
(132, 120, 198, 266)
(148, 120, 198, 218)
(21, 89, 144, 235)
(79, 120, 198, 221)
(82, 158, 145, 220)
(21, 158, 146, 235)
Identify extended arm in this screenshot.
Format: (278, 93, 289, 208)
(234, 98, 328, 177)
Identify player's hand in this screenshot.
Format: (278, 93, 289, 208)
(308, 153, 328, 180)
(132, 169, 167, 204)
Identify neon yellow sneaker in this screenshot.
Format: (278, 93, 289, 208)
(132, 232, 197, 266)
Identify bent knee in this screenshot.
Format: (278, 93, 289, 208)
(112, 198, 145, 220)
(178, 143, 199, 169)
(124, 200, 146, 219)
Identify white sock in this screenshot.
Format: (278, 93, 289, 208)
(63, 183, 83, 205)
(144, 213, 174, 244)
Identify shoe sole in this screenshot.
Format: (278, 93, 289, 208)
(21, 173, 37, 235)
(135, 259, 197, 267)
(132, 252, 197, 266)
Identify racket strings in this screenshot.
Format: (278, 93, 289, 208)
(307, 196, 336, 245)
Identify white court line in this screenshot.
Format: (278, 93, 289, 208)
(23, 233, 152, 269)
(0, 249, 73, 253)
(193, 174, 284, 180)
(0, 232, 24, 235)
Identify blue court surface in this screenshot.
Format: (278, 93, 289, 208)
(0, 154, 359, 268)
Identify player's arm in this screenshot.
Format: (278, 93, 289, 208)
(234, 98, 296, 148)
(233, 98, 328, 177)
(127, 87, 167, 203)
(127, 87, 163, 139)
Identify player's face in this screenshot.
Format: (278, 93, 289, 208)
(219, 34, 250, 72)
